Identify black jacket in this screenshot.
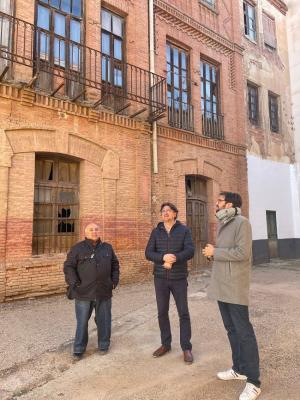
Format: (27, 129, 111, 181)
(145, 221, 194, 279)
(63, 239, 120, 301)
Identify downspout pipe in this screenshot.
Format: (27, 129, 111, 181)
(149, 0, 158, 174)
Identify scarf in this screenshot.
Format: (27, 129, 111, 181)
(216, 207, 241, 225)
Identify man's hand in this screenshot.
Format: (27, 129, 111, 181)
(202, 244, 215, 258)
(163, 254, 176, 263)
(163, 262, 173, 269)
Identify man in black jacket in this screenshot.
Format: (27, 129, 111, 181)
(145, 202, 195, 363)
(64, 223, 119, 358)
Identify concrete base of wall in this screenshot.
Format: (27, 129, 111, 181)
(253, 239, 300, 264)
(252, 240, 270, 264)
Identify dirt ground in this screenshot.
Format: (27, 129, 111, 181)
(0, 259, 299, 400)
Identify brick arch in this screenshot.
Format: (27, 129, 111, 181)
(171, 158, 223, 224)
(4, 128, 120, 177)
(174, 158, 223, 182)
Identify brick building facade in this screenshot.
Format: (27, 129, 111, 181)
(0, 0, 248, 301)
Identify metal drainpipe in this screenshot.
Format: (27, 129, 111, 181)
(149, 0, 158, 174)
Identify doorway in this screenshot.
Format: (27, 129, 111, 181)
(266, 210, 278, 258)
(185, 176, 208, 268)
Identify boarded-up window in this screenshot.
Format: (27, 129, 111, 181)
(263, 12, 277, 49)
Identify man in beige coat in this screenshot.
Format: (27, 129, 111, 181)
(203, 192, 261, 400)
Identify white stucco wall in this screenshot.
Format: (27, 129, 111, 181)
(247, 154, 300, 240)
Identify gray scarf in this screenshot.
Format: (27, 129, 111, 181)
(216, 207, 241, 225)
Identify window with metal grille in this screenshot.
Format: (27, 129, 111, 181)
(263, 12, 277, 50)
(36, 0, 82, 70)
(247, 83, 259, 125)
(33, 155, 79, 255)
(166, 42, 193, 131)
(268, 92, 279, 133)
(101, 8, 124, 88)
(243, 1, 256, 41)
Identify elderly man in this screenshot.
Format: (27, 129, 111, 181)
(203, 192, 261, 400)
(64, 223, 120, 358)
(145, 202, 195, 364)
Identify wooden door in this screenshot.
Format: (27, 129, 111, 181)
(266, 210, 278, 258)
(186, 176, 208, 268)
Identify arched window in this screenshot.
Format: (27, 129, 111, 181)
(33, 155, 79, 255)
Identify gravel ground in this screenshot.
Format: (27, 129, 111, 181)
(0, 259, 299, 400)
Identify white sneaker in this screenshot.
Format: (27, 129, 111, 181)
(217, 368, 247, 381)
(239, 383, 261, 400)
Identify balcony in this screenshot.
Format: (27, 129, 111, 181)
(168, 98, 194, 132)
(0, 11, 166, 121)
(201, 110, 224, 140)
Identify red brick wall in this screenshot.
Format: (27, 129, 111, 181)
(0, 0, 248, 301)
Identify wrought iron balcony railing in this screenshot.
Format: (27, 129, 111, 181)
(168, 98, 194, 132)
(202, 110, 224, 140)
(0, 11, 166, 120)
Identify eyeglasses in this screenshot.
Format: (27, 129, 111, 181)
(217, 199, 227, 203)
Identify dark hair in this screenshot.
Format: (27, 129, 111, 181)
(160, 202, 178, 218)
(219, 192, 242, 208)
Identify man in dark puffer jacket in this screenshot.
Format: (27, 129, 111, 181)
(64, 223, 119, 358)
(145, 202, 195, 364)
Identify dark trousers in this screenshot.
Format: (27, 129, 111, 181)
(154, 277, 192, 351)
(74, 298, 112, 354)
(218, 301, 261, 387)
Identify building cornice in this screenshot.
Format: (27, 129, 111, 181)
(0, 83, 150, 133)
(157, 126, 246, 156)
(267, 0, 288, 15)
(154, 0, 244, 56)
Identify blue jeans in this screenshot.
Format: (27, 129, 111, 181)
(218, 301, 261, 387)
(154, 277, 192, 351)
(74, 298, 112, 354)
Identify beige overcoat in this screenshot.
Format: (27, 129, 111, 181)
(208, 215, 252, 306)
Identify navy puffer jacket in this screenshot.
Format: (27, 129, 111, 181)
(145, 221, 195, 279)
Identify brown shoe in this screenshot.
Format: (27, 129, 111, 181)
(152, 345, 171, 358)
(183, 350, 193, 364)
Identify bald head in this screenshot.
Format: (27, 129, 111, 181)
(85, 223, 101, 242)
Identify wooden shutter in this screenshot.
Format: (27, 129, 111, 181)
(263, 12, 277, 49)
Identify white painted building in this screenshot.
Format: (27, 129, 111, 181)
(287, 0, 300, 226)
(241, 0, 300, 262)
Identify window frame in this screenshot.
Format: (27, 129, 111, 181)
(200, 58, 220, 118)
(247, 82, 259, 126)
(101, 7, 125, 88)
(166, 41, 192, 130)
(199, 0, 216, 11)
(243, 1, 257, 42)
(166, 42, 191, 106)
(0, 0, 14, 52)
(35, 0, 84, 71)
(33, 154, 80, 256)
(268, 92, 280, 133)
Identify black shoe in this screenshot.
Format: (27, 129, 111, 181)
(99, 349, 109, 356)
(73, 352, 83, 360)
